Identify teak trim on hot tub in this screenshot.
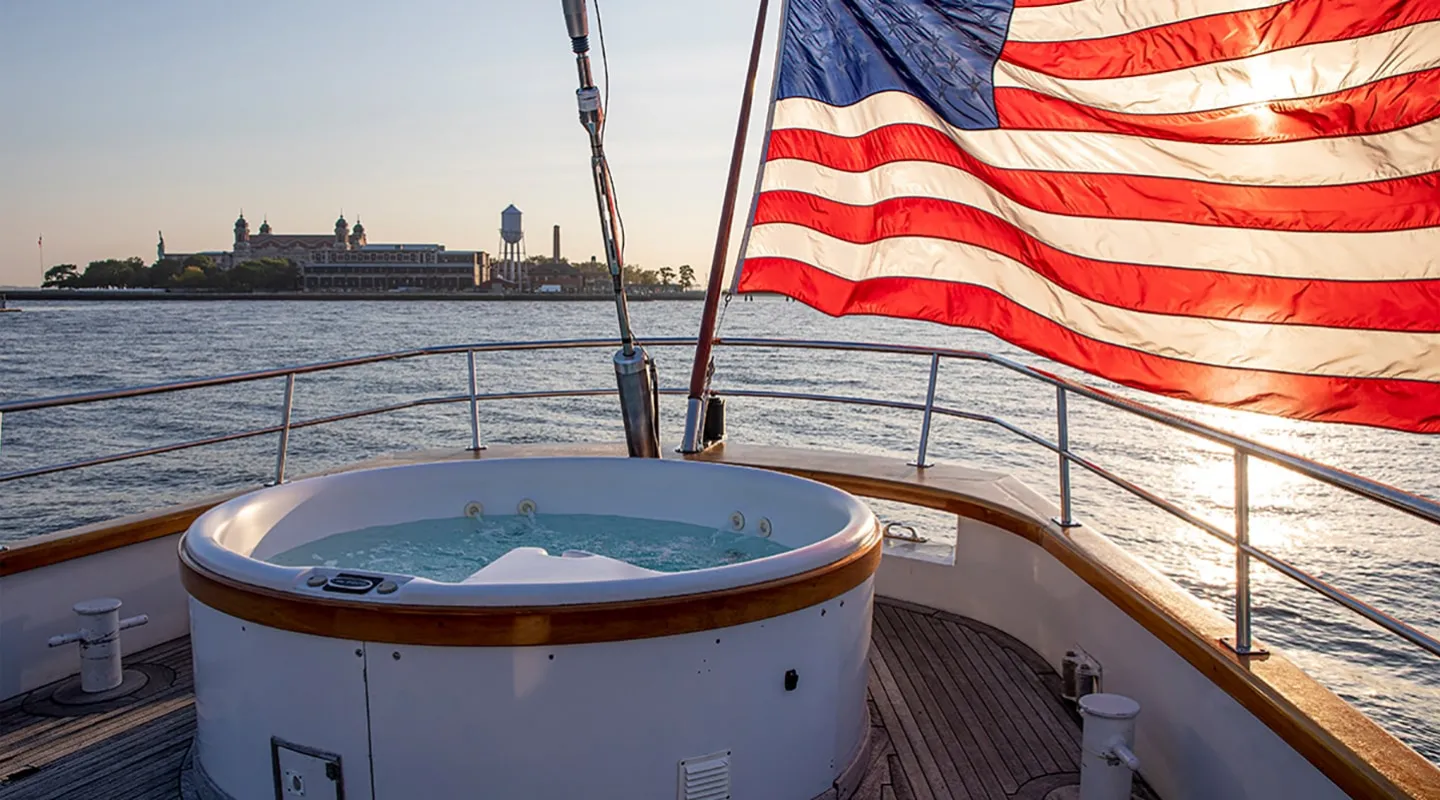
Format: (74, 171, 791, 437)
(179, 529, 881, 647)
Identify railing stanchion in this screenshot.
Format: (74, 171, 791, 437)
(271, 374, 296, 485)
(466, 350, 484, 451)
(1227, 451, 1264, 655)
(909, 354, 940, 468)
(1053, 386, 1079, 528)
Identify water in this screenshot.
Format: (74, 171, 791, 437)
(267, 513, 792, 580)
(3, 298, 1438, 762)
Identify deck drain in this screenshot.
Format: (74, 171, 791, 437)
(22, 662, 175, 718)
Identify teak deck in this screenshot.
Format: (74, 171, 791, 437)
(0, 599, 1152, 800)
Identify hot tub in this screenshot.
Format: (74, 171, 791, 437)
(180, 457, 881, 800)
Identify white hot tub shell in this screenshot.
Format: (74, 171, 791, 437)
(181, 457, 881, 800)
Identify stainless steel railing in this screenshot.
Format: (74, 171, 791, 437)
(1, 336, 1437, 661)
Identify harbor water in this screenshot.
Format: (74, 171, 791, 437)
(2, 297, 1437, 762)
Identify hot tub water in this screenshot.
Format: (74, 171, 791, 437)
(267, 513, 793, 580)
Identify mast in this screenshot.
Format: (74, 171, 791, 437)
(561, 0, 660, 457)
(680, 0, 773, 453)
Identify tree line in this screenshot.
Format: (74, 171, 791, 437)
(43, 254, 698, 294)
(557, 257, 696, 290)
(43, 256, 300, 292)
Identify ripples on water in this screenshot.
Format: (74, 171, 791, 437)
(2, 298, 1437, 762)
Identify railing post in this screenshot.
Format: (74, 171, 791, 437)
(466, 350, 485, 452)
(271, 374, 295, 485)
(1053, 386, 1079, 528)
(909, 354, 940, 468)
(1226, 451, 1265, 655)
(0, 408, 9, 547)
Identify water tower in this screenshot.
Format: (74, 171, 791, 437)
(498, 205, 526, 288)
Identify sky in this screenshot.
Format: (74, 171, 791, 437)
(0, 0, 780, 286)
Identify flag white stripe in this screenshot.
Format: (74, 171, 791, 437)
(759, 158, 1440, 280)
(772, 93, 1440, 186)
(994, 22, 1440, 115)
(1008, 0, 1291, 43)
(745, 223, 1440, 381)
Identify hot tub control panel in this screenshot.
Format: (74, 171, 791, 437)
(324, 574, 382, 594)
(299, 571, 396, 595)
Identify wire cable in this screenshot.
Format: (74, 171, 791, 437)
(593, 0, 626, 262)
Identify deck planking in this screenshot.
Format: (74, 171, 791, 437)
(0, 638, 192, 800)
(0, 600, 1152, 799)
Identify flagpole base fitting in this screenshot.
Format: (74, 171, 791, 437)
(1052, 517, 1082, 530)
(1220, 638, 1268, 657)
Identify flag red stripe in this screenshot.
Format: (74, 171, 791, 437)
(1011, 0, 1083, 6)
(737, 258, 1440, 432)
(1000, 0, 1440, 80)
(992, 69, 1440, 144)
(766, 125, 1440, 233)
(754, 191, 1440, 332)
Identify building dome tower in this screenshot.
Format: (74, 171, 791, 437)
(335, 215, 350, 248)
(350, 217, 367, 248)
(258, 217, 272, 235)
(234, 212, 250, 250)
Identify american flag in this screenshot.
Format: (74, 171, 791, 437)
(735, 0, 1440, 432)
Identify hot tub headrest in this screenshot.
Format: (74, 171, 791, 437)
(460, 547, 665, 585)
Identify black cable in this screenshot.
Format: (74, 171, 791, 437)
(595, 0, 610, 144)
(593, 0, 626, 262)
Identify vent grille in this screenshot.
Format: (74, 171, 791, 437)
(678, 751, 731, 800)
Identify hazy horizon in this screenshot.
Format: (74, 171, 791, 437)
(0, 1, 779, 287)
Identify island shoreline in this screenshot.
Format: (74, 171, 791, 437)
(1, 289, 707, 303)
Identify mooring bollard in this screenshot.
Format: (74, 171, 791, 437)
(1078, 693, 1141, 800)
(46, 598, 149, 693)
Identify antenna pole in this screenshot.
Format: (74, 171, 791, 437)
(561, 0, 659, 457)
(562, 0, 635, 355)
(680, 0, 772, 453)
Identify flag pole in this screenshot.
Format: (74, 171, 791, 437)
(680, 0, 771, 453)
(37, 235, 43, 285)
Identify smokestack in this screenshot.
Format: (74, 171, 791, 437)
(553, 225, 561, 262)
